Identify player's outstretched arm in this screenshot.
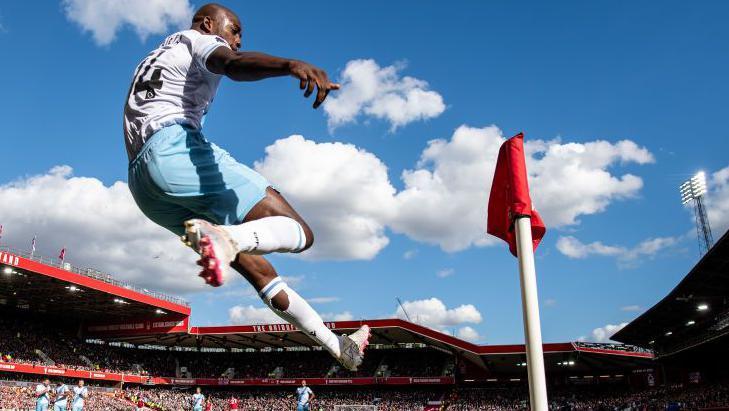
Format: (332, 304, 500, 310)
(206, 47, 340, 108)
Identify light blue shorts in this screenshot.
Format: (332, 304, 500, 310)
(128, 125, 270, 235)
(53, 400, 67, 411)
(297, 404, 310, 411)
(36, 400, 49, 411)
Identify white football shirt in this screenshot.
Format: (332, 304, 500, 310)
(296, 386, 313, 405)
(72, 386, 88, 407)
(123, 29, 231, 160)
(35, 384, 49, 402)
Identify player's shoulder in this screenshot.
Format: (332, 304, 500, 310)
(178, 29, 228, 47)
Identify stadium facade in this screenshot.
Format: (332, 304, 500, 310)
(0, 245, 655, 389)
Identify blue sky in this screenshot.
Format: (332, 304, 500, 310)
(0, 1, 728, 345)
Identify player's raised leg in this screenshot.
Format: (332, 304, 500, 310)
(182, 188, 313, 286)
(183, 188, 370, 370)
(234, 252, 369, 371)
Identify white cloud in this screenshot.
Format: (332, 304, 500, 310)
(394, 297, 482, 332)
(705, 166, 729, 235)
(390, 126, 654, 252)
(621, 305, 642, 312)
(556, 235, 678, 265)
(436, 268, 454, 278)
(254, 135, 397, 260)
(556, 236, 624, 259)
(544, 298, 557, 307)
(228, 304, 352, 324)
(321, 311, 354, 321)
(308, 297, 341, 304)
(456, 326, 481, 342)
(324, 59, 445, 131)
(584, 322, 629, 343)
(229, 305, 284, 325)
(63, 0, 193, 45)
(0, 166, 205, 295)
(253, 126, 654, 259)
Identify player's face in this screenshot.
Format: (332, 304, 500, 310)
(218, 14, 242, 51)
(78, 380, 84, 387)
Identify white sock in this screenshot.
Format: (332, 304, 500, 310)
(224, 216, 307, 254)
(258, 277, 341, 358)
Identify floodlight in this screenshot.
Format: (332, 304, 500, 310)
(697, 304, 709, 311)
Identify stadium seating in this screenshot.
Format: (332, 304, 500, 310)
(0, 315, 452, 379)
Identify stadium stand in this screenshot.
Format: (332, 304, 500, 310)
(2, 230, 729, 409)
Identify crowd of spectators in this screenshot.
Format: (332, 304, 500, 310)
(2, 380, 729, 410)
(123, 386, 438, 411)
(0, 385, 131, 411)
(0, 315, 451, 380)
(444, 384, 729, 410)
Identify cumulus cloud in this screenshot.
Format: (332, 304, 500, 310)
(229, 305, 284, 325)
(556, 235, 678, 266)
(321, 311, 354, 321)
(308, 297, 341, 304)
(63, 0, 193, 45)
(394, 297, 482, 333)
(456, 326, 481, 342)
(254, 135, 397, 260)
(390, 126, 654, 252)
(228, 304, 352, 324)
(705, 166, 729, 235)
(582, 322, 629, 343)
(324, 59, 445, 131)
(254, 126, 654, 259)
(0, 166, 203, 295)
(621, 305, 642, 312)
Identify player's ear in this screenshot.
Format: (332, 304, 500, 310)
(202, 16, 214, 33)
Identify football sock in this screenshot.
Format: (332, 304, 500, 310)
(224, 216, 307, 254)
(258, 277, 341, 358)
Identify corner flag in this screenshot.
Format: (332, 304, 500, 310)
(487, 133, 546, 256)
(486, 132, 548, 411)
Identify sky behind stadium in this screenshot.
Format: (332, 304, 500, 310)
(0, 0, 728, 345)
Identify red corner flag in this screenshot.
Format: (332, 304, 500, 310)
(59, 248, 66, 261)
(487, 133, 546, 257)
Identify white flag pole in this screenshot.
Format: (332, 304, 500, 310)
(515, 216, 548, 411)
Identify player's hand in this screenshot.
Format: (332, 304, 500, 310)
(288, 60, 340, 109)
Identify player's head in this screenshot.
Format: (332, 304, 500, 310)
(42, 378, 50, 385)
(191, 3, 242, 51)
(196, 386, 202, 394)
(77, 379, 84, 387)
(301, 380, 307, 387)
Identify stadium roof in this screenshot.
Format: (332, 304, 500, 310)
(0, 247, 190, 321)
(0, 245, 654, 375)
(90, 319, 653, 375)
(612, 229, 729, 357)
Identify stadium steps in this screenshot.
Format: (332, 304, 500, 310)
(78, 355, 94, 368)
(34, 349, 54, 366)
